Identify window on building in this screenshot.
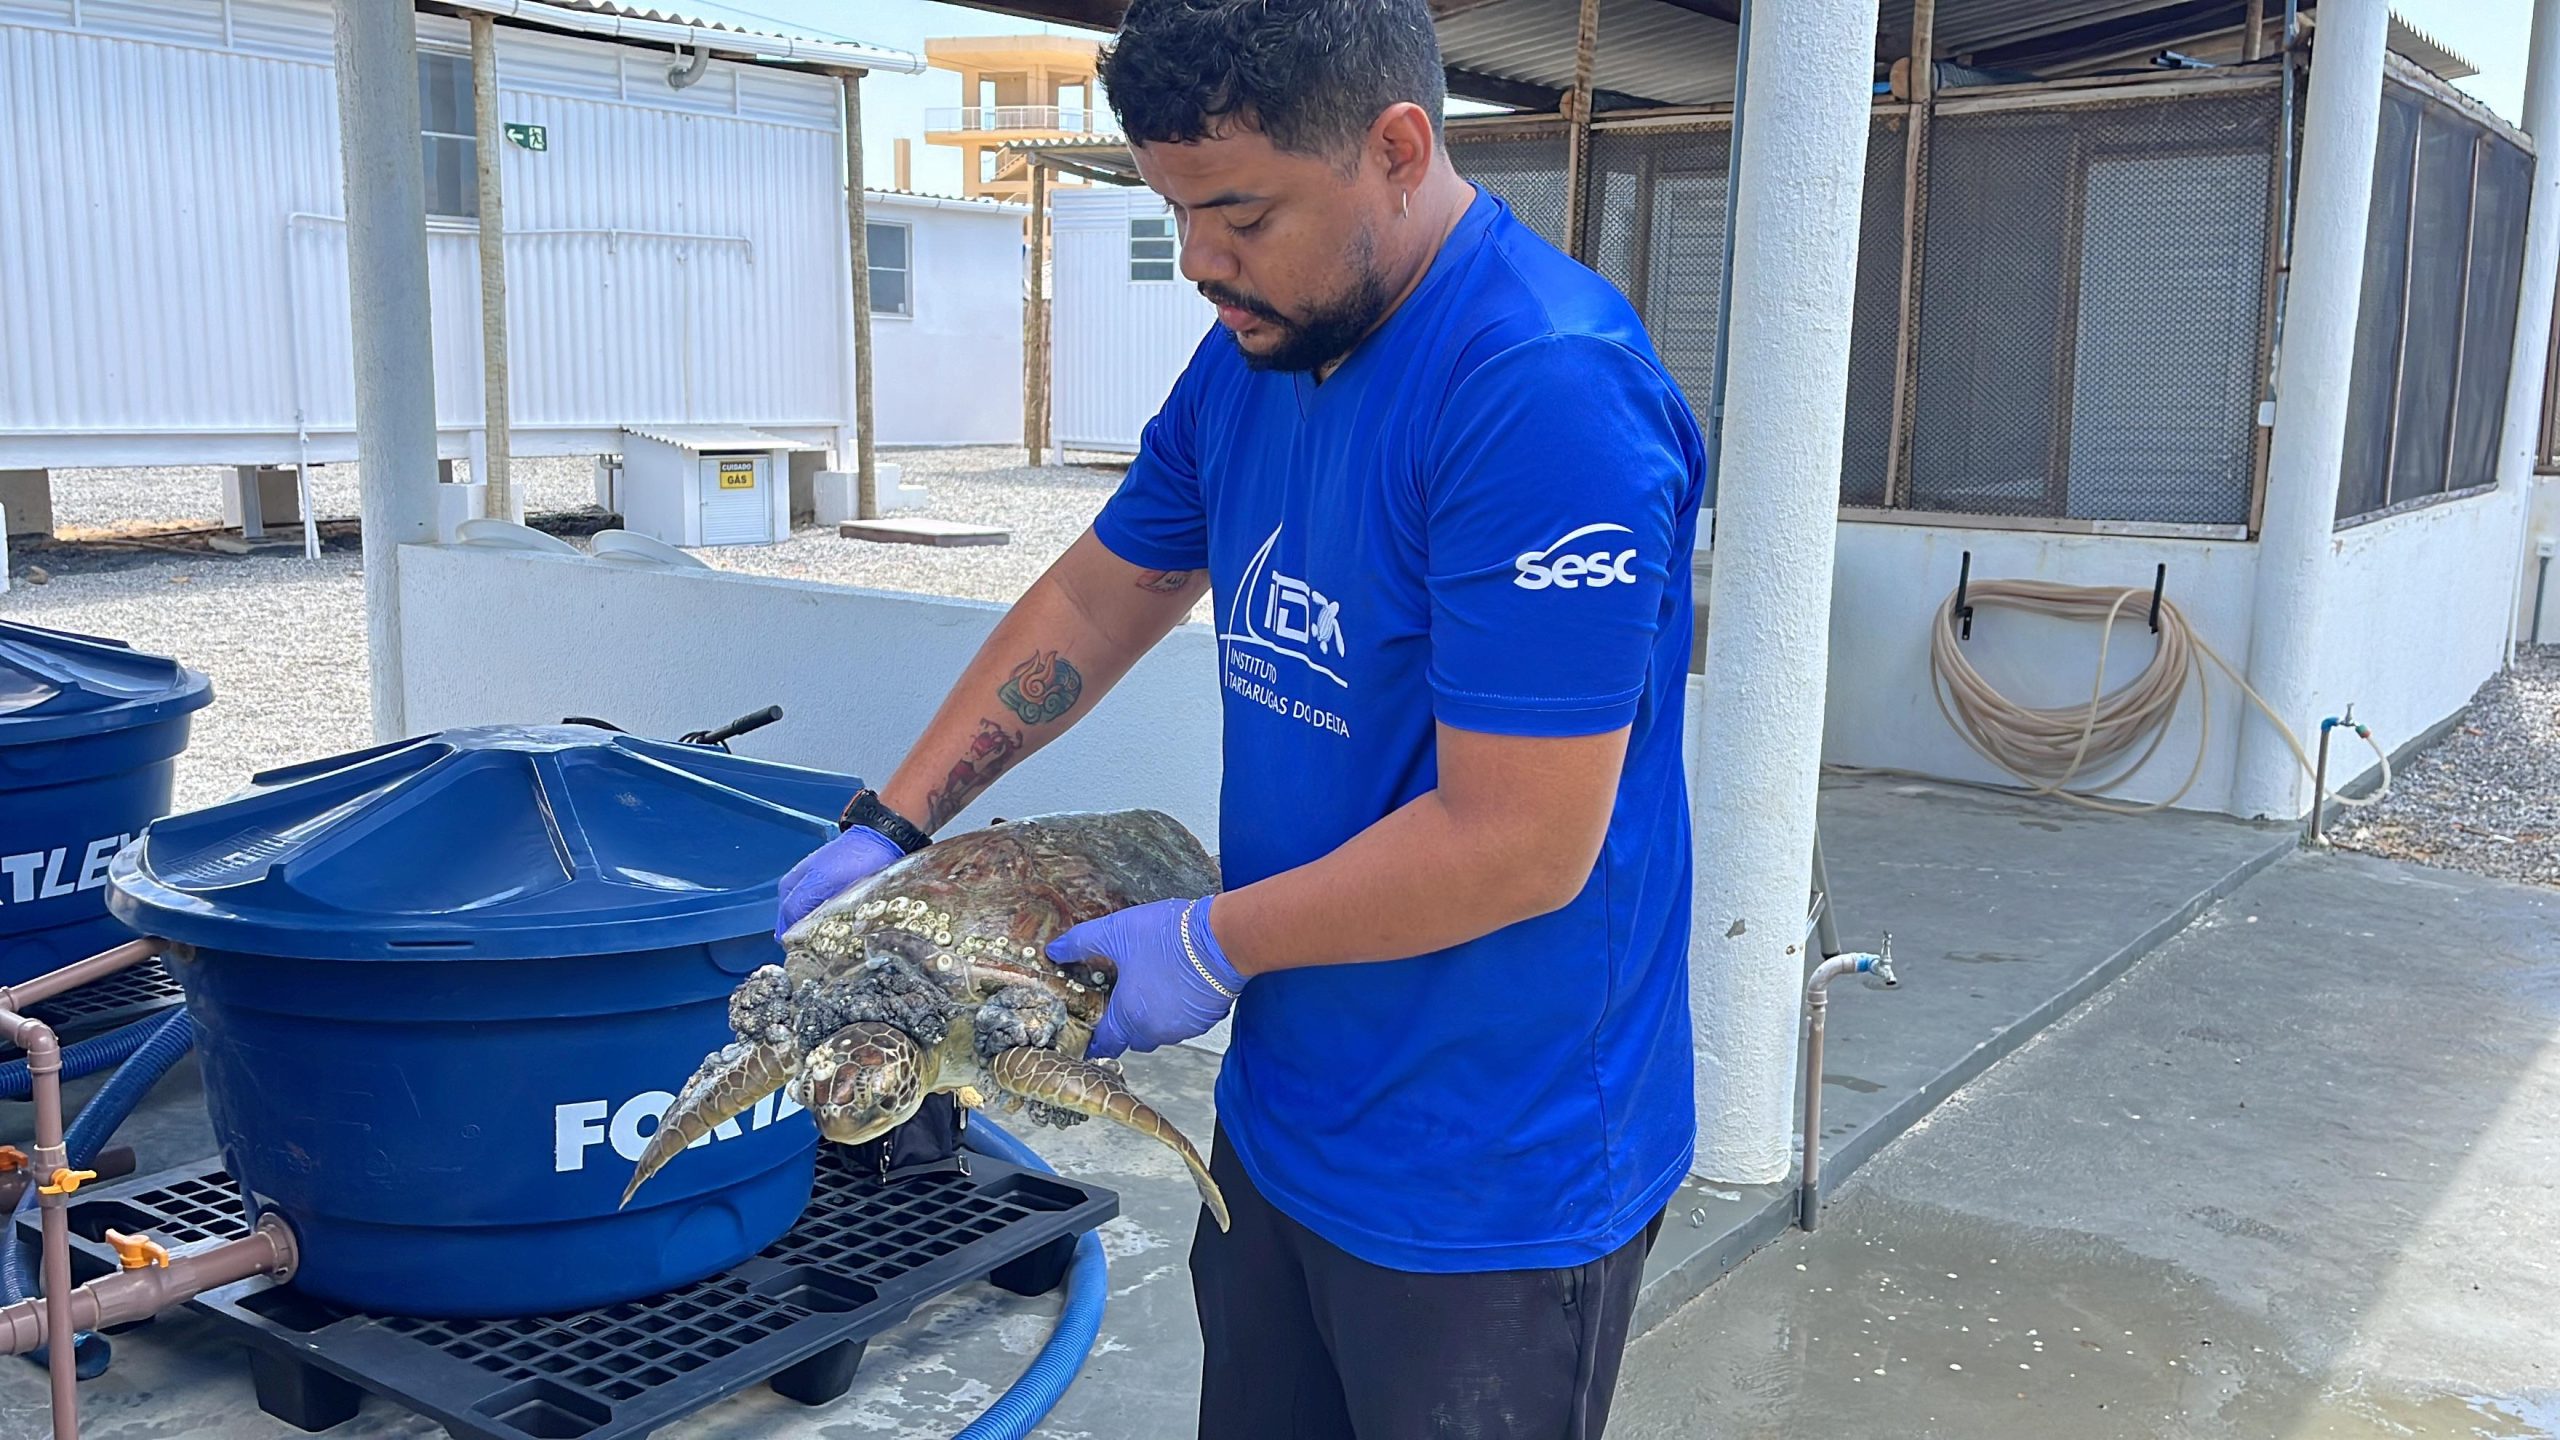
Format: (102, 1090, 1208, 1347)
(869, 221, 911, 316)
(1057, 81, 1088, 131)
(2338, 87, 2532, 523)
(1130, 216, 1176, 282)
(980, 149, 1001, 184)
(419, 50, 477, 220)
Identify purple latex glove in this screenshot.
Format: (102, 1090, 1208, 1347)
(774, 825, 906, 938)
(1049, 896, 1246, 1060)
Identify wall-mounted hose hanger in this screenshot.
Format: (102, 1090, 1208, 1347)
(1930, 565, 2392, 815)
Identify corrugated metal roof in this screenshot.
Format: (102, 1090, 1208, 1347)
(622, 425, 823, 451)
(443, 1, 924, 74)
(1436, 0, 2481, 110)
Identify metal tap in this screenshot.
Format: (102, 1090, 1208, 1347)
(1800, 933, 1898, 1233)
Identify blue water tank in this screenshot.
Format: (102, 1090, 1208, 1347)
(107, 724, 862, 1319)
(0, 620, 213, 985)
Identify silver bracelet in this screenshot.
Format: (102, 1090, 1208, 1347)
(1179, 898, 1240, 1000)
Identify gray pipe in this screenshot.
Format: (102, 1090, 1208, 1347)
(1701, 0, 1751, 513)
(2534, 552, 2550, 646)
(2268, 0, 2302, 406)
(1800, 934, 1896, 1232)
(667, 41, 710, 89)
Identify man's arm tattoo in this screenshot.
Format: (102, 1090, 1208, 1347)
(1135, 569, 1194, 594)
(925, 719, 1024, 831)
(997, 649, 1084, 725)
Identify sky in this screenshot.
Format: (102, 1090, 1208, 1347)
(681, 0, 2543, 198)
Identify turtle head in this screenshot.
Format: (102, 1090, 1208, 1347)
(796, 1021, 927, 1144)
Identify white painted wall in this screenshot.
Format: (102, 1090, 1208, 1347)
(0, 0, 851, 468)
(2525, 475, 2560, 645)
(866, 193, 1025, 447)
(2320, 493, 2518, 777)
(1817, 522, 2261, 814)
(1049, 187, 1218, 454)
(397, 545, 1224, 836)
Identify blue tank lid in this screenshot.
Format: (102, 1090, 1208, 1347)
(0, 619, 214, 745)
(108, 724, 862, 960)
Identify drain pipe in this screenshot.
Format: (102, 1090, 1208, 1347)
(0, 940, 299, 1439)
(0, 1218, 298, 1359)
(0, 944, 172, 1440)
(2534, 539, 2553, 646)
(666, 41, 710, 89)
(1799, 934, 1896, 1233)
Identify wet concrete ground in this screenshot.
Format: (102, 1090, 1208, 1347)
(1615, 848, 2560, 1439)
(3, 843, 2553, 1438)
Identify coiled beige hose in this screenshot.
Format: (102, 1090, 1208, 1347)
(1928, 577, 2391, 815)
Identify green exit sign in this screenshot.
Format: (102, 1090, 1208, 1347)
(504, 122, 548, 152)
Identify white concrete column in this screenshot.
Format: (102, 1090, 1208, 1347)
(2231, 0, 2391, 821)
(2503, 0, 2560, 652)
(332, 0, 442, 740)
(1690, 0, 1881, 1186)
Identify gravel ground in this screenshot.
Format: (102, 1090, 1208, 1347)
(2332, 646, 2560, 887)
(3, 446, 1138, 812)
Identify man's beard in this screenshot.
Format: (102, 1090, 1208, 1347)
(1200, 231, 1392, 375)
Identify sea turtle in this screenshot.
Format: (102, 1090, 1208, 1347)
(621, 808, 1231, 1229)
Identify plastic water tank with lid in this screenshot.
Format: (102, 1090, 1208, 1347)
(107, 723, 863, 1318)
(0, 619, 212, 984)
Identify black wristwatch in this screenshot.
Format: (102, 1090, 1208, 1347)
(840, 788, 933, 854)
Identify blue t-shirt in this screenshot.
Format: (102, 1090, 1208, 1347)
(1094, 185, 1703, 1273)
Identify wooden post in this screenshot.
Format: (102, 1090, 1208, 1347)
(470, 13, 511, 519)
(1884, 0, 1935, 505)
(2243, 0, 2266, 62)
(1028, 159, 1050, 467)
(841, 70, 878, 521)
(1560, 0, 1601, 260)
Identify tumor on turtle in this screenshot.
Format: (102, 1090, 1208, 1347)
(622, 809, 1229, 1231)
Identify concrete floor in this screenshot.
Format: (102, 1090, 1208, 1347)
(3, 811, 2553, 1437)
(1617, 848, 2560, 1439)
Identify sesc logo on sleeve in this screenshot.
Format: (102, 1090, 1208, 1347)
(1514, 523, 1638, 591)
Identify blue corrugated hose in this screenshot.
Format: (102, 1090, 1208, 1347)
(0, 1015, 168, 1101)
(5, 1008, 196, 1378)
(952, 1115, 1109, 1440)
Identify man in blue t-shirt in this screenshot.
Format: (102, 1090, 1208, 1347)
(778, 1, 1703, 1433)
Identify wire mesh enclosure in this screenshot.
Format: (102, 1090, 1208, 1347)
(2337, 78, 2534, 522)
(1449, 79, 2303, 532)
(1911, 87, 2278, 526)
(1446, 124, 1573, 250)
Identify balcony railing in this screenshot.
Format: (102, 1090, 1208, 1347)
(924, 105, 1100, 135)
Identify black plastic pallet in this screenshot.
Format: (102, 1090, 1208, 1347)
(25, 1142, 1115, 1439)
(0, 957, 187, 1063)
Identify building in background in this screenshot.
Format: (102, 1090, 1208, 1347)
(0, 0, 1032, 541)
(923, 35, 1104, 202)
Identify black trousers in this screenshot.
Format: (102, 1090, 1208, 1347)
(1191, 1128, 1661, 1440)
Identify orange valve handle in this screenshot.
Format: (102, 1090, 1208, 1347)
(104, 1230, 171, 1271)
(37, 1168, 97, 1197)
(0, 1146, 26, 1173)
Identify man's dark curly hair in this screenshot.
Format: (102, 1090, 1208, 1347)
(1099, 0, 1446, 162)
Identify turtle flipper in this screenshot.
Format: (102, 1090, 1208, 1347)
(620, 1041, 794, 1208)
(983, 1047, 1230, 1231)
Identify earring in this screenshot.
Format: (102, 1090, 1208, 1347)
(1400, 190, 1411, 219)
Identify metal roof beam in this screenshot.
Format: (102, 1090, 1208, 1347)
(1647, 0, 1745, 25)
(1445, 64, 1659, 113)
(1962, 0, 2253, 73)
(930, 0, 1126, 28)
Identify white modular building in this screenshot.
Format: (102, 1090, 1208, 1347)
(0, 0, 1026, 487)
(1047, 184, 1214, 455)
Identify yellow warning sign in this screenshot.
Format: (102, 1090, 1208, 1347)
(717, 461, 756, 491)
